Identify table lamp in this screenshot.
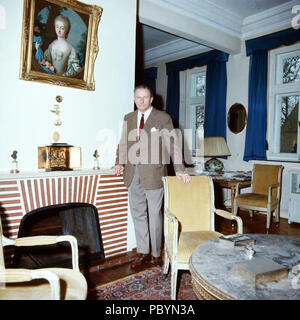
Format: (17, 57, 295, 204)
(204, 136, 231, 174)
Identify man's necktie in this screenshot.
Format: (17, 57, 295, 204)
(139, 114, 144, 136)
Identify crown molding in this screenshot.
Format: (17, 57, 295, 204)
(155, 0, 297, 39)
(144, 38, 207, 66)
(146, 0, 243, 37)
(242, 0, 296, 39)
(142, 0, 297, 64)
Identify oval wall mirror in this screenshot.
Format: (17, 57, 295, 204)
(227, 103, 247, 134)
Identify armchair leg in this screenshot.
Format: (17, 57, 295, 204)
(232, 202, 238, 230)
(163, 251, 169, 276)
(249, 210, 254, 224)
(275, 207, 280, 227)
(266, 209, 271, 232)
(171, 266, 178, 300)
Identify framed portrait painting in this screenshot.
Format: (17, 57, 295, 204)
(19, 0, 103, 90)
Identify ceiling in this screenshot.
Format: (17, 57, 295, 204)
(204, 0, 290, 18)
(141, 0, 292, 51)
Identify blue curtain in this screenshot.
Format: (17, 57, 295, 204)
(166, 70, 180, 127)
(244, 51, 268, 161)
(244, 28, 300, 161)
(204, 61, 227, 137)
(166, 50, 229, 134)
(143, 67, 157, 96)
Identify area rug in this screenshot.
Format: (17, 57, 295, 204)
(88, 267, 198, 300)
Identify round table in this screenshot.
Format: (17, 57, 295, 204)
(189, 234, 300, 300)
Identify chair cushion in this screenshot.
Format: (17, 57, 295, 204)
(167, 231, 221, 264)
(236, 193, 278, 208)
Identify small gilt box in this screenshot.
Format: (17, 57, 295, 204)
(38, 144, 81, 171)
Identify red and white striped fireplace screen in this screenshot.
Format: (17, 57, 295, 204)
(0, 173, 128, 261)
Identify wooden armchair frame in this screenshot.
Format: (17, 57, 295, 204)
(0, 216, 87, 300)
(162, 176, 243, 300)
(233, 164, 283, 233)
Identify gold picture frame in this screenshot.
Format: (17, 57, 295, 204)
(20, 0, 103, 91)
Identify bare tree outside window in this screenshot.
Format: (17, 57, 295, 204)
(282, 55, 300, 83)
(280, 95, 299, 153)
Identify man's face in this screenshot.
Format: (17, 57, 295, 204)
(134, 88, 153, 113)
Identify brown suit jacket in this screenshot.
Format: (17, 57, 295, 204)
(116, 107, 185, 189)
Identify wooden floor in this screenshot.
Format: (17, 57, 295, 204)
(86, 210, 300, 297)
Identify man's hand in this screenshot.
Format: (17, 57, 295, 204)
(114, 164, 124, 176)
(176, 171, 191, 184)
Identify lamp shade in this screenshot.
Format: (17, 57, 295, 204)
(204, 136, 231, 157)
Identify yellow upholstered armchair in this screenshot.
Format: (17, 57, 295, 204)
(233, 164, 283, 233)
(162, 175, 243, 300)
(0, 215, 87, 300)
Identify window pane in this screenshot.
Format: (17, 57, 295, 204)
(195, 105, 205, 129)
(276, 51, 300, 84)
(278, 94, 299, 153)
(191, 73, 205, 97)
(282, 55, 300, 84)
(195, 105, 205, 150)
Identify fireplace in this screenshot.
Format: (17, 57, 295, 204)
(0, 171, 129, 266)
(12, 202, 105, 269)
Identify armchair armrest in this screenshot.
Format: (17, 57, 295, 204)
(0, 269, 60, 300)
(10, 235, 79, 271)
(164, 209, 179, 256)
(235, 181, 253, 199)
(215, 209, 243, 234)
(268, 183, 280, 204)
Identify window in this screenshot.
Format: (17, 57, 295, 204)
(179, 66, 206, 157)
(267, 43, 300, 161)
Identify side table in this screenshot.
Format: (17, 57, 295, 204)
(212, 177, 251, 213)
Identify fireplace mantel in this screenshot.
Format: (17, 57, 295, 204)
(0, 169, 129, 262)
(0, 168, 115, 179)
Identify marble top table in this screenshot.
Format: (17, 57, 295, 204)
(189, 234, 300, 300)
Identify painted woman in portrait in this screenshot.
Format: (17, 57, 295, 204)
(34, 14, 83, 77)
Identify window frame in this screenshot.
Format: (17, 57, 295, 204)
(179, 66, 206, 157)
(267, 42, 300, 162)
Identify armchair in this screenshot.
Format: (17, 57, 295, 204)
(233, 164, 283, 233)
(162, 175, 243, 300)
(0, 215, 87, 300)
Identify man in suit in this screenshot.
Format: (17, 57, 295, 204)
(114, 84, 190, 269)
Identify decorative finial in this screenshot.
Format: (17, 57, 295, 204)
(51, 96, 63, 143)
(93, 149, 100, 170)
(56, 95, 63, 103)
(11, 150, 18, 160)
(10, 150, 19, 174)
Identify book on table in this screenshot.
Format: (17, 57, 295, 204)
(233, 257, 289, 285)
(218, 233, 256, 247)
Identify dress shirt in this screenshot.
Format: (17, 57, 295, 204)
(137, 106, 153, 136)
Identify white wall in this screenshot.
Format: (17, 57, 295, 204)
(0, 0, 136, 171)
(0, 0, 137, 251)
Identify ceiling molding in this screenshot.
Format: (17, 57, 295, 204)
(145, 0, 243, 37)
(139, 0, 241, 55)
(141, 0, 297, 64)
(145, 38, 207, 66)
(242, 0, 296, 38)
